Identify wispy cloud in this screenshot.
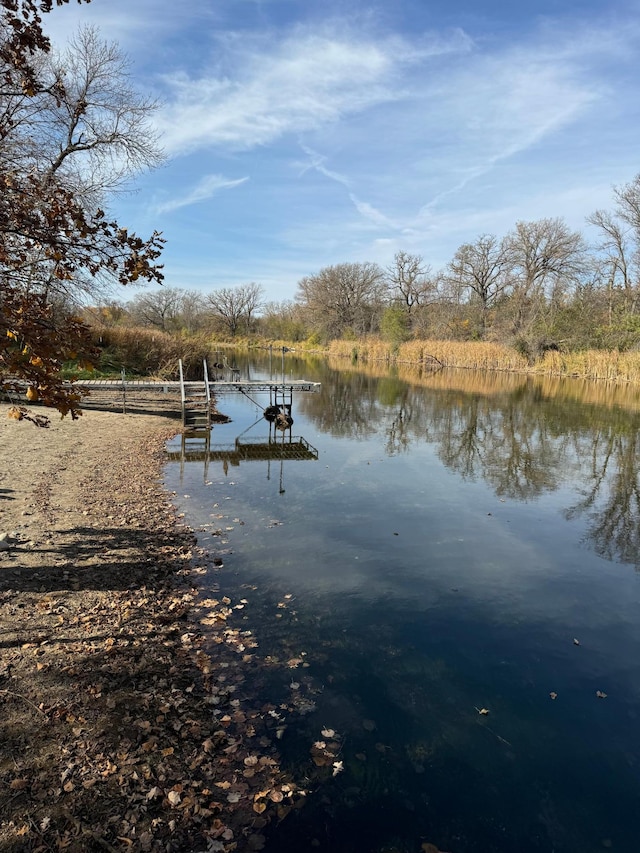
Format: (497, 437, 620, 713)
(298, 143, 400, 230)
(154, 26, 471, 156)
(155, 174, 248, 213)
(37, 1, 640, 299)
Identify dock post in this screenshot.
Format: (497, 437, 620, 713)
(121, 368, 127, 414)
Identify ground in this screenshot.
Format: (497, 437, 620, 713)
(0, 394, 304, 853)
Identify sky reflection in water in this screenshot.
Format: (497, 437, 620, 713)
(165, 356, 640, 853)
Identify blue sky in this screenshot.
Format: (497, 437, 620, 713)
(45, 0, 640, 304)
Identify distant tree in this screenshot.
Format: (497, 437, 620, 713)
(385, 251, 435, 313)
(178, 290, 207, 333)
(128, 288, 184, 331)
(296, 262, 385, 339)
(86, 300, 129, 328)
(588, 175, 640, 316)
(0, 3, 164, 422)
(448, 234, 513, 336)
(259, 300, 307, 341)
(504, 218, 587, 336)
(380, 305, 412, 346)
(206, 283, 264, 337)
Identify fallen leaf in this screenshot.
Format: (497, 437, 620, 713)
(321, 728, 336, 738)
(596, 690, 608, 699)
(549, 692, 558, 700)
(167, 790, 181, 806)
(573, 638, 580, 645)
(477, 708, 490, 715)
(332, 760, 344, 776)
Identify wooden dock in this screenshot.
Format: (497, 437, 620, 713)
(74, 360, 320, 429)
(76, 379, 321, 393)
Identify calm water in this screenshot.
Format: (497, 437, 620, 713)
(165, 354, 640, 853)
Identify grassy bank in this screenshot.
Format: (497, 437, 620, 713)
(289, 338, 640, 384)
(78, 328, 640, 386)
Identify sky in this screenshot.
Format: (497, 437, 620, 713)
(43, 0, 640, 305)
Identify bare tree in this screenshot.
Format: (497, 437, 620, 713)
(259, 300, 307, 340)
(296, 262, 385, 338)
(448, 235, 513, 336)
(386, 251, 435, 313)
(613, 173, 640, 237)
(1, 25, 163, 303)
(40, 27, 162, 200)
(206, 283, 264, 336)
(0, 10, 164, 419)
(587, 209, 636, 317)
(504, 218, 587, 335)
(128, 288, 184, 331)
(178, 289, 207, 333)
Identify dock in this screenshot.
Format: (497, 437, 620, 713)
(74, 359, 320, 429)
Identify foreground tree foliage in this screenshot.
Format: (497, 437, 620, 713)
(0, 0, 164, 423)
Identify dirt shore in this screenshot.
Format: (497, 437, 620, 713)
(0, 400, 301, 852)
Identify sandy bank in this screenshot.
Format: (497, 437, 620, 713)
(0, 404, 301, 853)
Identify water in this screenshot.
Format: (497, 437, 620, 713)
(165, 353, 640, 853)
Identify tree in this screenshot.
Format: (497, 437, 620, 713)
(587, 209, 634, 319)
(206, 283, 264, 337)
(504, 218, 587, 337)
(448, 234, 512, 336)
(128, 288, 185, 332)
(1, 2, 164, 422)
(258, 300, 307, 341)
(296, 262, 385, 339)
(385, 251, 435, 313)
(587, 174, 640, 317)
(380, 305, 411, 346)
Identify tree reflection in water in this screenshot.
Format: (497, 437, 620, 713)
(294, 355, 640, 568)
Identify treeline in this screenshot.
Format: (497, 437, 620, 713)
(92, 174, 640, 360)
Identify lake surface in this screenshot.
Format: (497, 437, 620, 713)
(165, 353, 640, 853)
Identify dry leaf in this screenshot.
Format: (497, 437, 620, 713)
(573, 638, 580, 645)
(477, 707, 490, 715)
(549, 692, 558, 700)
(332, 761, 344, 776)
(167, 790, 181, 806)
(596, 690, 608, 699)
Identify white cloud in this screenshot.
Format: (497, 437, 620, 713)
(153, 26, 471, 156)
(155, 174, 249, 214)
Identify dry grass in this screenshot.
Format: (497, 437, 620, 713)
(321, 354, 640, 412)
(90, 326, 216, 378)
(320, 337, 640, 384)
(328, 337, 529, 371)
(538, 349, 640, 383)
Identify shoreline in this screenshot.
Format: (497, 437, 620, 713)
(0, 405, 300, 852)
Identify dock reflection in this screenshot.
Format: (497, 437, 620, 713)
(166, 420, 319, 491)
